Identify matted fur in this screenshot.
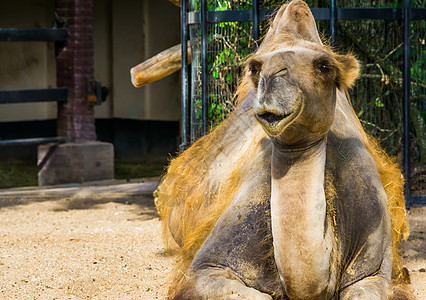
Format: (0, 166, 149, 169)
(155, 1, 410, 297)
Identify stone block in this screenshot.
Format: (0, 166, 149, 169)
(38, 141, 114, 186)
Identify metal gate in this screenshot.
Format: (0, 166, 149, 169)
(180, 0, 426, 207)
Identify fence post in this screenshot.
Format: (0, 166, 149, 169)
(180, 0, 189, 151)
(252, 0, 260, 51)
(200, 0, 208, 136)
(403, 0, 412, 207)
(330, 0, 337, 47)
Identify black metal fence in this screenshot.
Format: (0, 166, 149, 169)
(180, 0, 426, 207)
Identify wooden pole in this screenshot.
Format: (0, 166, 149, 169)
(130, 43, 191, 88)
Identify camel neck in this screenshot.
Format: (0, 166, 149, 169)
(270, 138, 335, 298)
(271, 137, 326, 179)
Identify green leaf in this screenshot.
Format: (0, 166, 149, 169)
(375, 97, 385, 108)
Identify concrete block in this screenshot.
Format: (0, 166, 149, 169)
(38, 141, 114, 186)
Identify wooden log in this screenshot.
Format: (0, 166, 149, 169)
(130, 43, 191, 88)
(168, 0, 181, 7)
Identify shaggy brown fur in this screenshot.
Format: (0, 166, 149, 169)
(155, 1, 411, 298)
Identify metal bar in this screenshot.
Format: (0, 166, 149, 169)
(0, 28, 68, 42)
(189, 9, 321, 24)
(330, 0, 337, 47)
(311, 8, 330, 20)
(187, 8, 426, 25)
(0, 88, 68, 104)
(403, 0, 411, 207)
(0, 137, 71, 147)
(188, 10, 250, 24)
(338, 8, 401, 20)
(340, 8, 426, 20)
(252, 0, 260, 51)
(259, 8, 279, 21)
(200, 0, 208, 136)
(411, 8, 426, 20)
(180, 0, 188, 151)
(411, 196, 426, 207)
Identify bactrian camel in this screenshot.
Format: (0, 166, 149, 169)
(155, 1, 412, 299)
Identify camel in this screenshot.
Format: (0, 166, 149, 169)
(155, 1, 412, 298)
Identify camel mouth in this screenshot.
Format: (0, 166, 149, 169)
(255, 98, 303, 137)
(257, 111, 292, 127)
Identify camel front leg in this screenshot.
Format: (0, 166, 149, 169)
(171, 168, 282, 299)
(339, 275, 389, 300)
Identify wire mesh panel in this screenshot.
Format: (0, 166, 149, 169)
(189, 1, 254, 141)
(339, 19, 404, 157)
(410, 13, 426, 198)
(338, 0, 405, 164)
(337, 0, 425, 200)
(188, 22, 201, 142)
(207, 21, 253, 122)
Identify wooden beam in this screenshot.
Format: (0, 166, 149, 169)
(130, 43, 191, 88)
(168, 0, 181, 7)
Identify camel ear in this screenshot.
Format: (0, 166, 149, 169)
(246, 57, 263, 88)
(335, 54, 360, 89)
(276, 0, 322, 44)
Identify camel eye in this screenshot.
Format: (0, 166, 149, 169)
(247, 58, 263, 77)
(250, 66, 259, 75)
(314, 56, 334, 76)
(276, 67, 288, 76)
(319, 64, 332, 74)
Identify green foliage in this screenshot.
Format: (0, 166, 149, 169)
(114, 161, 166, 179)
(336, 1, 425, 164)
(190, 0, 254, 134)
(0, 162, 38, 188)
(377, 0, 401, 8)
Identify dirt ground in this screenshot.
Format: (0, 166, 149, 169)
(0, 179, 424, 299)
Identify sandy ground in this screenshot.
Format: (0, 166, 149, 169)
(0, 179, 424, 299)
(401, 206, 426, 299)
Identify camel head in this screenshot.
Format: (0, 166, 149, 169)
(247, 0, 359, 148)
